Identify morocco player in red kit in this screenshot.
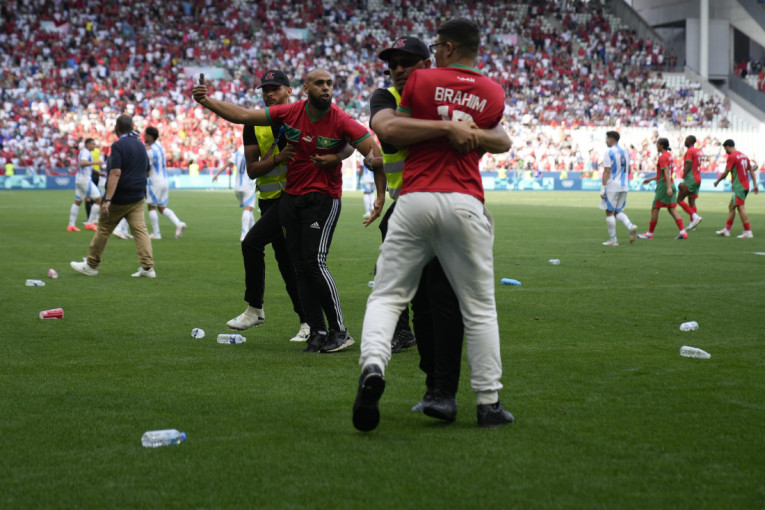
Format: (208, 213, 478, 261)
(677, 135, 703, 230)
(714, 139, 759, 238)
(354, 18, 515, 431)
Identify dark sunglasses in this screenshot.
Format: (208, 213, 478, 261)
(386, 56, 421, 69)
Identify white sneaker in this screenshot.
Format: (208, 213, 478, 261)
(70, 260, 98, 276)
(629, 225, 638, 244)
(687, 216, 702, 231)
(737, 230, 754, 238)
(602, 239, 619, 247)
(149, 233, 162, 240)
(175, 222, 187, 239)
(716, 229, 730, 237)
(113, 230, 128, 239)
(227, 307, 265, 330)
(131, 267, 156, 278)
(290, 322, 311, 342)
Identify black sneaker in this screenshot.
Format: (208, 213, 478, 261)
(422, 389, 457, 422)
(391, 327, 416, 354)
(320, 329, 355, 353)
(352, 364, 385, 432)
(477, 401, 515, 428)
(302, 330, 327, 353)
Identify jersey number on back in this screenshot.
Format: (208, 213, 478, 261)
(437, 105, 475, 123)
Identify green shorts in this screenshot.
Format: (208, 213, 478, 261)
(653, 183, 678, 208)
(731, 188, 749, 207)
(682, 177, 700, 197)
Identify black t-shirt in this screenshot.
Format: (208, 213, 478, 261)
(108, 133, 150, 204)
(369, 88, 399, 155)
(242, 124, 287, 152)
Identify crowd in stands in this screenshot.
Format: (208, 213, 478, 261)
(484, 126, 739, 181)
(0, 0, 742, 177)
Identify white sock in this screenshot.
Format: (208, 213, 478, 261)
(69, 204, 80, 227)
(606, 215, 617, 239)
(117, 218, 129, 233)
(242, 209, 253, 237)
(691, 213, 700, 221)
(162, 208, 182, 227)
(149, 209, 160, 235)
(615, 212, 632, 229)
(87, 203, 100, 224)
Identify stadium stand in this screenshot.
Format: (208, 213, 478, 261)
(0, 0, 760, 178)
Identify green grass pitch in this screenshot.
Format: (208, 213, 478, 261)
(1, 189, 763, 509)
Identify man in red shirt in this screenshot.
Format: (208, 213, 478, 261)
(638, 138, 688, 240)
(353, 18, 514, 431)
(677, 135, 703, 231)
(192, 69, 387, 353)
(714, 139, 759, 238)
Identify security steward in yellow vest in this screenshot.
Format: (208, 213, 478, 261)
(228, 70, 306, 337)
(370, 37, 465, 413)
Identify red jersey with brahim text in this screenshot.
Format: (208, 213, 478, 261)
(683, 146, 700, 183)
(726, 150, 751, 190)
(397, 64, 505, 203)
(266, 100, 371, 198)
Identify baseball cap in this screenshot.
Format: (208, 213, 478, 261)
(378, 36, 429, 62)
(258, 70, 289, 88)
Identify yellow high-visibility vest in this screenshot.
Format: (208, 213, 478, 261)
(254, 126, 288, 199)
(382, 87, 408, 201)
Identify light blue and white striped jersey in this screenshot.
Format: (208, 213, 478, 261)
(77, 147, 93, 179)
(603, 144, 630, 192)
(232, 148, 254, 191)
(147, 141, 167, 183)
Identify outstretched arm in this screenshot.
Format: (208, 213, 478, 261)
(192, 84, 270, 126)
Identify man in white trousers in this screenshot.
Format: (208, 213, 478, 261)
(353, 17, 515, 431)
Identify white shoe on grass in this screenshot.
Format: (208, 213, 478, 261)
(687, 216, 702, 231)
(716, 229, 730, 237)
(290, 322, 311, 342)
(71, 260, 98, 276)
(737, 230, 753, 238)
(131, 267, 156, 278)
(175, 222, 187, 239)
(602, 239, 619, 247)
(227, 307, 265, 331)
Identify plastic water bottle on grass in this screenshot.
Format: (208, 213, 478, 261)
(680, 346, 710, 359)
(679, 321, 699, 331)
(141, 429, 186, 448)
(217, 333, 246, 344)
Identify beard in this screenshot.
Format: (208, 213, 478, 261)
(308, 92, 332, 110)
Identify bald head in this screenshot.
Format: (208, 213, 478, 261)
(303, 68, 333, 110)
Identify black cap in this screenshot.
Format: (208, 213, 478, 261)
(722, 139, 735, 148)
(258, 70, 289, 88)
(378, 36, 429, 62)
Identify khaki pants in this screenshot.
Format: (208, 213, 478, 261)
(87, 199, 153, 270)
